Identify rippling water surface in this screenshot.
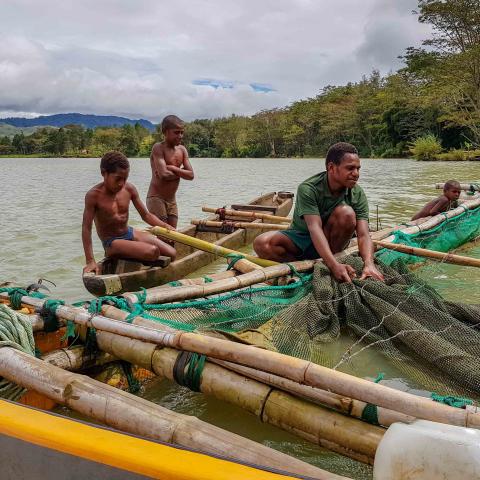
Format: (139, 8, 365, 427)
(1, 157, 480, 479)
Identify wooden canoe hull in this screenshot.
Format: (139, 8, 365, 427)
(83, 192, 294, 296)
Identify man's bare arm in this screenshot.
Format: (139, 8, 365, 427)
(82, 191, 99, 274)
(166, 147, 194, 180)
(151, 143, 179, 181)
(356, 219, 384, 281)
(304, 214, 356, 283)
(129, 184, 174, 230)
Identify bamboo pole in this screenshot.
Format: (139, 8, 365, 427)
(147, 269, 240, 291)
(89, 327, 383, 465)
(227, 257, 263, 273)
(123, 260, 315, 304)
(0, 347, 331, 479)
(373, 240, 480, 268)
(6, 293, 480, 431)
(42, 346, 116, 371)
(98, 307, 417, 429)
(192, 219, 289, 230)
(202, 206, 291, 224)
(209, 358, 415, 428)
(149, 226, 278, 267)
(100, 306, 412, 428)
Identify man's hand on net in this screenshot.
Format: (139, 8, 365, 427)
(329, 262, 356, 283)
(360, 264, 385, 282)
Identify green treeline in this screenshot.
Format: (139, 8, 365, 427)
(1, 1, 480, 160)
(0, 123, 156, 157)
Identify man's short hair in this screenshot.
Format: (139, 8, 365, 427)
(100, 151, 130, 173)
(161, 115, 184, 133)
(444, 179, 461, 191)
(325, 142, 358, 167)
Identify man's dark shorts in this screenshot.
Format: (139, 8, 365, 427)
(280, 229, 355, 260)
(280, 230, 320, 260)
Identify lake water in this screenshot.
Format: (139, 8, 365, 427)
(1, 157, 480, 479)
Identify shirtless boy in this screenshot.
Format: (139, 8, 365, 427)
(147, 115, 194, 228)
(82, 151, 176, 274)
(254, 142, 384, 284)
(411, 180, 461, 220)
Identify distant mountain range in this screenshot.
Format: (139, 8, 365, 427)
(0, 113, 156, 131)
(0, 123, 42, 138)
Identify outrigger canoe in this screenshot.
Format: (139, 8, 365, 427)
(82, 191, 294, 296)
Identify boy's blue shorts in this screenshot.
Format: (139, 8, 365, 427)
(102, 226, 134, 249)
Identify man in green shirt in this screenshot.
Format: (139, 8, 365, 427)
(254, 142, 384, 283)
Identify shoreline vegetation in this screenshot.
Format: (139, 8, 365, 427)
(2, 152, 480, 161)
(2, 2, 480, 162)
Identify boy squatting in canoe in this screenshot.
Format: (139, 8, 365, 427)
(82, 151, 176, 275)
(411, 180, 461, 221)
(254, 142, 384, 284)
(147, 115, 194, 228)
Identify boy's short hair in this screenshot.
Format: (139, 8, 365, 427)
(100, 151, 130, 173)
(161, 115, 184, 133)
(444, 179, 461, 191)
(325, 142, 358, 167)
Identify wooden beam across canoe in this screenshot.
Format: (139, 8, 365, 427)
(231, 204, 278, 213)
(202, 206, 291, 224)
(192, 219, 289, 231)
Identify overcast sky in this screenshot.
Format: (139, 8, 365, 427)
(0, 0, 429, 122)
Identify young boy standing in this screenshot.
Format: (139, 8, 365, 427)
(411, 180, 462, 220)
(147, 115, 194, 228)
(82, 151, 176, 274)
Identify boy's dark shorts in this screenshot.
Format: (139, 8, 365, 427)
(102, 226, 134, 249)
(279, 230, 320, 260)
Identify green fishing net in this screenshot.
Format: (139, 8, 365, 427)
(376, 205, 480, 266)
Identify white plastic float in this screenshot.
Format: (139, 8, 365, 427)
(374, 419, 480, 479)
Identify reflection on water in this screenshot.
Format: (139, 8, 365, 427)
(2, 157, 480, 479)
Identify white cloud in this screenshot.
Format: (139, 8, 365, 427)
(0, 0, 428, 121)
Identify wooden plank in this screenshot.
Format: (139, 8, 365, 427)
(192, 219, 288, 231)
(231, 204, 278, 213)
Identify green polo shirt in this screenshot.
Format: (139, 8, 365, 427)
(290, 171, 369, 233)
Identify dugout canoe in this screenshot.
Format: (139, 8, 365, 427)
(82, 191, 294, 297)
